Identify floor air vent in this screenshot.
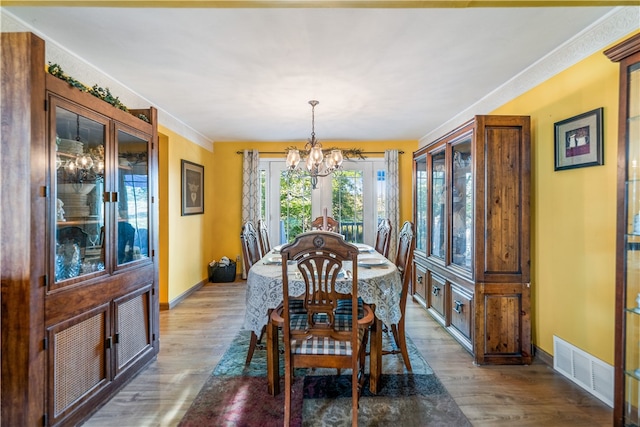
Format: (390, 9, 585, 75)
(553, 335, 613, 407)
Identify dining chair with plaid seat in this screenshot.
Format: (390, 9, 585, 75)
(270, 231, 374, 427)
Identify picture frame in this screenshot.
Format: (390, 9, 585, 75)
(554, 107, 604, 171)
(181, 160, 204, 215)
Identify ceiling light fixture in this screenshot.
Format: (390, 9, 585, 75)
(286, 100, 343, 190)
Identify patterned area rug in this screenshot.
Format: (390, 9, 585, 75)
(179, 329, 470, 426)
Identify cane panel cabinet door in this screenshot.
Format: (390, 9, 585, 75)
(606, 32, 640, 427)
(413, 115, 531, 365)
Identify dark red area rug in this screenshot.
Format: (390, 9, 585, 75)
(179, 330, 470, 426)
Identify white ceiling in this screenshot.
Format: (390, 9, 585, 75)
(2, 5, 632, 145)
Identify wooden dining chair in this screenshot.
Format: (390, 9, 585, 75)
(270, 231, 374, 427)
(311, 215, 340, 232)
(385, 220, 415, 370)
(374, 218, 392, 258)
(240, 220, 263, 270)
(257, 218, 271, 255)
(240, 220, 265, 365)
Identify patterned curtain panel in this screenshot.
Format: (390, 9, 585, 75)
(241, 149, 260, 278)
(385, 149, 400, 262)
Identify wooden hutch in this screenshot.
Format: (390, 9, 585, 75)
(412, 115, 531, 365)
(1, 32, 160, 426)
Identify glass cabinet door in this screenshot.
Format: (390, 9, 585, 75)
(116, 128, 150, 266)
(430, 150, 446, 259)
(415, 155, 428, 254)
(54, 104, 107, 284)
(624, 60, 640, 425)
(451, 139, 473, 270)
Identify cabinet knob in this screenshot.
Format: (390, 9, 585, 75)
(417, 275, 423, 284)
(432, 285, 440, 296)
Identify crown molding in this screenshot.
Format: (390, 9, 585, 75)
(419, 6, 640, 145)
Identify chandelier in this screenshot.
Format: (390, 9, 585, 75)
(56, 115, 105, 186)
(285, 100, 343, 189)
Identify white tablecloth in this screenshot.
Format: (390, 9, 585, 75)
(243, 248, 403, 335)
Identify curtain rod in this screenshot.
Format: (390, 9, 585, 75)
(236, 150, 404, 155)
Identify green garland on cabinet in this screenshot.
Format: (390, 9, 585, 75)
(47, 62, 150, 123)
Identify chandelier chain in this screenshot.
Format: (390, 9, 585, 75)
(309, 100, 318, 142)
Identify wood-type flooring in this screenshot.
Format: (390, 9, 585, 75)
(83, 280, 612, 426)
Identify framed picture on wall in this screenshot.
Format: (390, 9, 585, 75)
(181, 160, 204, 215)
(554, 107, 604, 171)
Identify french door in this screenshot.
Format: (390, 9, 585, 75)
(261, 159, 386, 246)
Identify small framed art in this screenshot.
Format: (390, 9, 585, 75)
(554, 107, 604, 171)
(181, 160, 204, 215)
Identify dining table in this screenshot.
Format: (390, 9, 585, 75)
(243, 242, 403, 395)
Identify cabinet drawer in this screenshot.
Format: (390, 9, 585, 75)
(413, 262, 427, 302)
(450, 284, 473, 340)
(428, 273, 446, 318)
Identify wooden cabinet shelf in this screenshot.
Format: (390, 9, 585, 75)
(412, 115, 531, 365)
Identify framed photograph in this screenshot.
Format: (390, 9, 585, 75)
(181, 160, 204, 215)
(554, 107, 604, 171)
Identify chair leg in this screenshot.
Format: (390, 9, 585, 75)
(391, 323, 400, 348)
(360, 327, 369, 368)
(395, 321, 412, 371)
(284, 358, 292, 427)
(246, 325, 268, 365)
(352, 364, 358, 427)
(245, 331, 259, 365)
(266, 320, 280, 396)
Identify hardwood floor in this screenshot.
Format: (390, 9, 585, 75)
(83, 280, 612, 426)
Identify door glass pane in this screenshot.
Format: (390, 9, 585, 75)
(117, 129, 149, 265)
(332, 170, 364, 243)
(624, 61, 640, 422)
(280, 172, 312, 243)
(452, 140, 473, 269)
(415, 156, 427, 253)
(430, 150, 446, 258)
(627, 62, 640, 235)
(55, 106, 106, 282)
(376, 169, 386, 225)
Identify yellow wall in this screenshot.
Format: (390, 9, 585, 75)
(157, 136, 416, 306)
(158, 125, 215, 303)
(491, 30, 640, 364)
(210, 140, 417, 268)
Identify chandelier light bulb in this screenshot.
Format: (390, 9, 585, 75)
(331, 149, 343, 168)
(95, 159, 105, 174)
(309, 145, 324, 166)
(325, 155, 335, 170)
(286, 149, 301, 169)
(305, 154, 315, 171)
(75, 154, 94, 170)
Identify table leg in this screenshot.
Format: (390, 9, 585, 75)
(266, 318, 280, 396)
(369, 317, 382, 394)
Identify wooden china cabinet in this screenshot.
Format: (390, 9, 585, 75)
(606, 32, 640, 427)
(1, 32, 159, 426)
(412, 115, 531, 365)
